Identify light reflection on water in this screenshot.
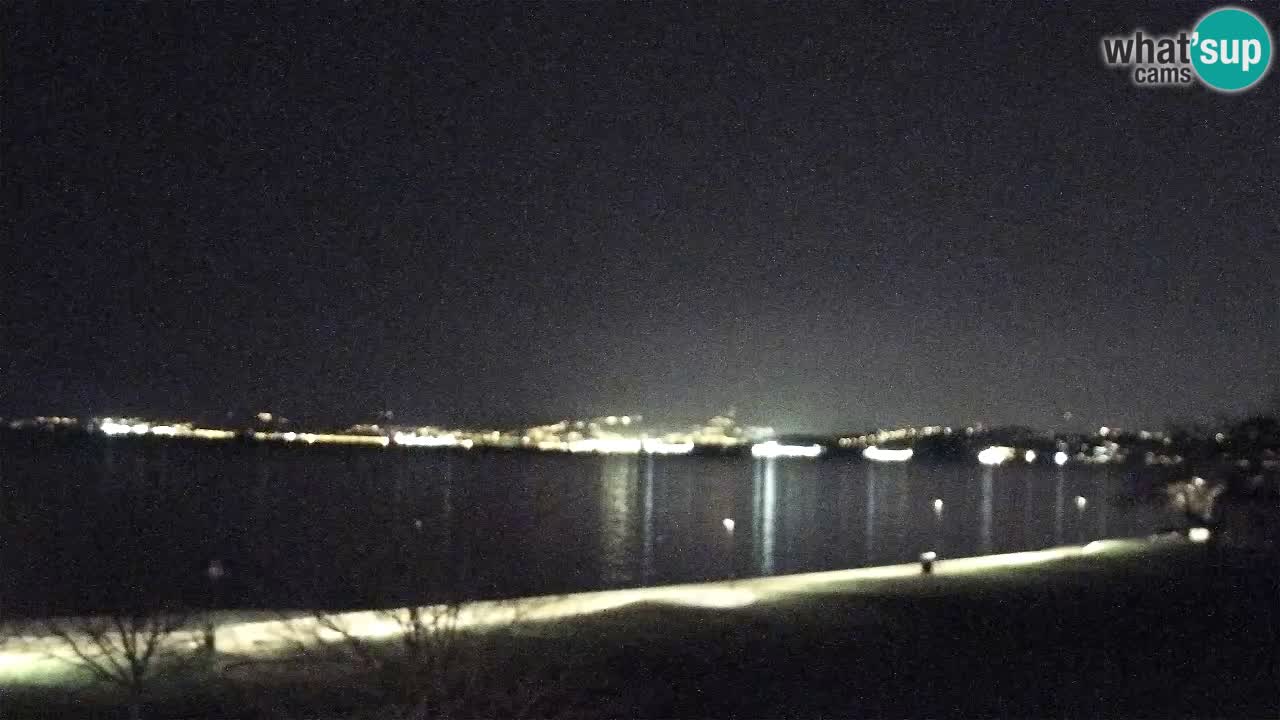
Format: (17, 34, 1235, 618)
(586, 453, 1162, 587)
(752, 456, 778, 575)
(599, 455, 637, 586)
(0, 435, 1169, 614)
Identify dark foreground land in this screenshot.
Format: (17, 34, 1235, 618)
(5, 541, 1278, 718)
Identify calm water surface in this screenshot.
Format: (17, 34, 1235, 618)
(0, 433, 1172, 616)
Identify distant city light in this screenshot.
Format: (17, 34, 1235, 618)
(192, 428, 236, 440)
(568, 438, 642, 454)
(1074, 495, 1088, 511)
(862, 446, 913, 463)
(641, 439, 695, 455)
(392, 432, 461, 448)
(932, 498, 944, 516)
(751, 441, 823, 458)
(72, 413, 1188, 465)
(99, 418, 235, 441)
(99, 420, 133, 436)
(1188, 527, 1211, 543)
(977, 446, 1017, 466)
(259, 431, 390, 447)
(526, 437, 694, 455)
(722, 518, 735, 533)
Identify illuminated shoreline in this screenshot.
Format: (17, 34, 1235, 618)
(0, 537, 1160, 686)
(4, 416, 1197, 467)
(83, 418, 828, 458)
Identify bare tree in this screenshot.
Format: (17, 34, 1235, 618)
(30, 432, 215, 718)
(44, 610, 191, 720)
(277, 599, 564, 718)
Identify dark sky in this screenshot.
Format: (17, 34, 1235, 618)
(3, 2, 1278, 432)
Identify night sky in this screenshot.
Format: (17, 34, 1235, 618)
(4, 2, 1278, 432)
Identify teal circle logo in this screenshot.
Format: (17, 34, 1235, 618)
(1192, 7, 1272, 92)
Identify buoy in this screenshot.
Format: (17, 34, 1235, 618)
(920, 550, 937, 574)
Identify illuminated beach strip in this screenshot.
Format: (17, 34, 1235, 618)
(0, 538, 1155, 686)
